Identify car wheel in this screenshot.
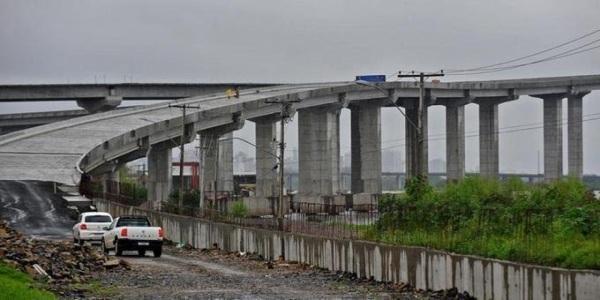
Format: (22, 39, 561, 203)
(115, 239, 123, 256)
(153, 247, 162, 258)
(102, 240, 109, 255)
(138, 250, 146, 257)
(78, 238, 84, 246)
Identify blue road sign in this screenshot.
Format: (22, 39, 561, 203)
(355, 75, 386, 82)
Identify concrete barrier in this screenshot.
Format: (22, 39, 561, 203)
(95, 199, 599, 300)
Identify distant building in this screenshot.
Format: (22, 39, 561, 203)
(382, 149, 402, 172)
(429, 159, 446, 173)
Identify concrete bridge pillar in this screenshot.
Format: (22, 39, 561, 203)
(146, 142, 172, 210)
(199, 130, 234, 200)
(532, 94, 564, 181)
(478, 102, 500, 179)
(568, 92, 588, 179)
(218, 132, 234, 193)
(445, 103, 465, 182)
(198, 116, 243, 205)
(404, 102, 428, 179)
(350, 102, 382, 203)
(298, 106, 341, 204)
(101, 166, 120, 197)
(252, 116, 278, 214)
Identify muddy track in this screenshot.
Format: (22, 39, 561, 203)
(0, 180, 73, 239)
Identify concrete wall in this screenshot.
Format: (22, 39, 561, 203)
(94, 198, 600, 300)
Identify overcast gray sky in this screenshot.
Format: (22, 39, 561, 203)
(1, 0, 599, 174)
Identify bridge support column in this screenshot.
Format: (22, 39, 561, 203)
(252, 116, 278, 215)
(445, 104, 465, 182)
(101, 167, 120, 198)
(568, 93, 588, 179)
(147, 142, 172, 210)
(405, 102, 428, 179)
(199, 131, 234, 202)
(198, 117, 243, 208)
(541, 94, 564, 182)
(218, 132, 234, 193)
(298, 106, 341, 205)
(478, 102, 499, 178)
(350, 103, 381, 205)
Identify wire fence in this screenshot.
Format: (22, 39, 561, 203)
(159, 200, 379, 239)
(81, 178, 379, 239)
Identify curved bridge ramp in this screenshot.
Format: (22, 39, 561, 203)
(0, 76, 598, 187)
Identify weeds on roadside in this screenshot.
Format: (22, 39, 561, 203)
(368, 176, 600, 269)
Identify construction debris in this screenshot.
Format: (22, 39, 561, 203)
(0, 220, 126, 286)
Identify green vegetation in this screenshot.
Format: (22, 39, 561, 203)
(69, 281, 117, 298)
(0, 262, 55, 300)
(230, 201, 248, 218)
(367, 176, 600, 269)
(163, 189, 201, 210)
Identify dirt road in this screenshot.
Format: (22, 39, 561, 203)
(93, 245, 421, 299)
(0, 181, 463, 299)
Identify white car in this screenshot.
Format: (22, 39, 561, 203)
(73, 212, 113, 245)
(101, 215, 163, 257)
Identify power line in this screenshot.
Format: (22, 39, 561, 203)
(388, 29, 600, 77)
(445, 39, 600, 75)
(445, 28, 600, 73)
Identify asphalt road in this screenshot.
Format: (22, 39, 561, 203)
(0, 180, 73, 239)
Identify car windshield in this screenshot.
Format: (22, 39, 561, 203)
(85, 215, 112, 223)
(117, 218, 150, 227)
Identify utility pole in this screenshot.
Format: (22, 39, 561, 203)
(264, 99, 300, 260)
(195, 143, 204, 212)
(397, 71, 444, 179)
(264, 98, 300, 257)
(169, 104, 200, 214)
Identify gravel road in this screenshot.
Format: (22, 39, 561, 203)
(92, 245, 423, 300)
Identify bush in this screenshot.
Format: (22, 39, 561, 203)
(230, 201, 248, 218)
(371, 176, 600, 269)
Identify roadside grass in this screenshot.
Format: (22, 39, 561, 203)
(368, 176, 600, 270)
(359, 226, 600, 269)
(69, 280, 118, 298)
(0, 262, 55, 300)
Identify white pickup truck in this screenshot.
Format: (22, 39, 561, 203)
(101, 215, 164, 257)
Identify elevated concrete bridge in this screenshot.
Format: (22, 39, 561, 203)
(0, 75, 599, 211)
(0, 83, 274, 112)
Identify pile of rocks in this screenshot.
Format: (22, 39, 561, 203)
(0, 220, 126, 285)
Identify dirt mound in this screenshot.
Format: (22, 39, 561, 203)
(0, 220, 128, 292)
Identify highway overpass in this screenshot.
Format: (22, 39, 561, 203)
(0, 83, 275, 112)
(0, 75, 599, 211)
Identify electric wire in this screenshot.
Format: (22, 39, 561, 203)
(445, 29, 600, 73)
